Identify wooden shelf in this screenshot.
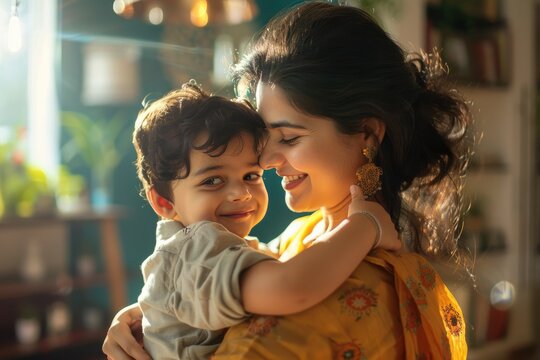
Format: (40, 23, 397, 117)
(0, 329, 106, 359)
(0, 207, 127, 312)
(0, 207, 126, 228)
(0, 206, 128, 358)
(469, 338, 536, 360)
(0, 274, 107, 300)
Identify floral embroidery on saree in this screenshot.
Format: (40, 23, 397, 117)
(338, 285, 378, 321)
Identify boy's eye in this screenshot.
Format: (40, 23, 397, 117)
(244, 172, 262, 181)
(278, 136, 300, 145)
(201, 177, 224, 186)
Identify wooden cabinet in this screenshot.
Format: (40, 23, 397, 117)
(0, 209, 127, 359)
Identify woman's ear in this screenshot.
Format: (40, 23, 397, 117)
(360, 118, 386, 145)
(146, 187, 176, 219)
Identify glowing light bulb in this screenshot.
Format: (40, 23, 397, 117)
(490, 280, 515, 310)
(148, 6, 163, 25)
(112, 0, 126, 15)
(7, 13, 22, 53)
(190, 0, 208, 27)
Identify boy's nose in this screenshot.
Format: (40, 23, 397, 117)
(228, 183, 252, 202)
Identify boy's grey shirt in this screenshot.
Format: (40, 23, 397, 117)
(138, 220, 273, 360)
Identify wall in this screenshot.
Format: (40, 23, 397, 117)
(386, 0, 537, 356)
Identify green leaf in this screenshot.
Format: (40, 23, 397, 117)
(60, 111, 131, 188)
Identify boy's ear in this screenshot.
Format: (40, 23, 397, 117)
(146, 187, 176, 219)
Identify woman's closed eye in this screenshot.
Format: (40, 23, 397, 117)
(279, 136, 301, 145)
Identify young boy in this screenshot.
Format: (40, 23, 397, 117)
(133, 81, 397, 359)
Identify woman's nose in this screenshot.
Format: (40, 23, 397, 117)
(259, 143, 284, 170)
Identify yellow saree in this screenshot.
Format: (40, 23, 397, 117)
(213, 212, 467, 359)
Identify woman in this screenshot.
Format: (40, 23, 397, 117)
(103, 2, 471, 359)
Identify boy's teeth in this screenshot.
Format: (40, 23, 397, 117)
(283, 174, 306, 184)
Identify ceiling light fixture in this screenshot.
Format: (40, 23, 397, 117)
(112, 0, 257, 27)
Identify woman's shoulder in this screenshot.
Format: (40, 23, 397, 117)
(368, 249, 433, 269)
(281, 215, 313, 237)
(267, 212, 320, 256)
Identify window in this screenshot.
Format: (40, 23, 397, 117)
(0, 0, 59, 179)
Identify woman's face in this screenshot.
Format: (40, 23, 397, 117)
(256, 82, 365, 213)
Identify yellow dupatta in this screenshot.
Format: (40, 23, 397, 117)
(213, 212, 467, 359)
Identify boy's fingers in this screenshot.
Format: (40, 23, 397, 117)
(349, 184, 365, 199)
(104, 344, 135, 360)
(103, 337, 134, 360)
(103, 322, 151, 360)
(118, 330, 150, 360)
(124, 342, 151, 360)
(129, 319, 144, 345)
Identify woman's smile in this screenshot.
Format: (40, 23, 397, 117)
(256, 82, 364, 214)
(282, 174, 308, 190)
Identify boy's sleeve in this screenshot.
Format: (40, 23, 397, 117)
(245, 235, 279, 258)
(170, 222, 274, 330)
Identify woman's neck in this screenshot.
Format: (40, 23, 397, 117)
(303, 194, 351, 246)
(320, 193, 351, 232)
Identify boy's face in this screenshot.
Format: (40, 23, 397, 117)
(170, 133, 268, 238)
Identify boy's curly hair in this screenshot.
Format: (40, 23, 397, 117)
(133, 82, 267, 201)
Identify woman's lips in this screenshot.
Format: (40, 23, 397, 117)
(282, 174, 307, 191)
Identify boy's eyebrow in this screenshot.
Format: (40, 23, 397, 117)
(193, 165, 223, 176)
(247, 161, 262, 168)
(193, 162, 262, 176)
(267, 120, 307, 130)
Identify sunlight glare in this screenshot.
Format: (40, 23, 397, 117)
(7, 14, 22, 53)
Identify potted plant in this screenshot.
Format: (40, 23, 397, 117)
(56, 165, 87, 213)
(0, 127, 54, 218)
(61, 111, 131, 210)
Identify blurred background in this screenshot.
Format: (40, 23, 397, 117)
(0, 0, 538, 359)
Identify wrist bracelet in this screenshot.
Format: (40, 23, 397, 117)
(352, 211, 382, 249)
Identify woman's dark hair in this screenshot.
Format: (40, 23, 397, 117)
(133, 82, 266, 202)
(233, 2, 473, 261)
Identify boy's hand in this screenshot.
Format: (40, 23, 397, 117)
(348, 185, 401, 251)
(102, 303, 151, 360)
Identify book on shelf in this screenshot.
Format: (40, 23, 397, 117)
(486, 305, 510, 341)
(469, 291, 511, 347)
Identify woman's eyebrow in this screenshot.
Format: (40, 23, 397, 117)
(267, 120, 307, 130)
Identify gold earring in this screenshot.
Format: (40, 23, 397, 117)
(356, 146, 383, 199)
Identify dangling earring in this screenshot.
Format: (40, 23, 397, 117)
(356, 146, 383, 199)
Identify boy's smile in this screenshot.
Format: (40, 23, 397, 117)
(169, 133, 268, 238)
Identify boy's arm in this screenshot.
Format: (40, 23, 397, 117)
(240, 185, 401, 316)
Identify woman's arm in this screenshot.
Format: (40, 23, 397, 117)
(240, 185, 400, 315)
(102, 303, 150, 360)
